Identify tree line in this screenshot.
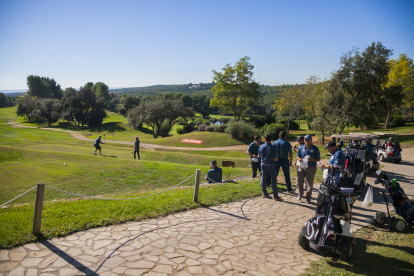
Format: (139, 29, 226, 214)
(16, 76, 112, 127)
(209, 44, 413, 143)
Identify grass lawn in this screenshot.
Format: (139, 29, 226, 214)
(0, 121, 306, 249)
(3, 107, 245, 147)
(301, 224, 414, 276)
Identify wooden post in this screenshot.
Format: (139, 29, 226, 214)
(33, 183, 45, 235)
(193, 169, 201, 202)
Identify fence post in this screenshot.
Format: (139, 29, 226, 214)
(193, 169, 201, 202)
(33, 182, 46, 235)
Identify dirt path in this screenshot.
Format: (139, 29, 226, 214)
(8, 123, 248, 151)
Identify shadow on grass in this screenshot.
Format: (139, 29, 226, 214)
(303, 225, 414, 276)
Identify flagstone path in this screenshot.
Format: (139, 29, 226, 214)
(1, 149, 413, 276)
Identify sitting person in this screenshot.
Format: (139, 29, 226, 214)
(205, 160, 223, 184)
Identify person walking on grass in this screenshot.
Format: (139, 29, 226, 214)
(94, 135, 104, 155)
(134, 137, 140, 160)
(273, 131, 295, 193)
(258, 134, 282, 201)
(296, 135, 320, 203)
(294, 136, 308, 191)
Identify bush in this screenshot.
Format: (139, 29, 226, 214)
(219, 117, 231, 124)
(176, 127, 186, 135)
(183, 122, 196, 133)
(261, 123, 285, 140)
(209, 117, 218, 124)
(247, 114, 276, 128)
(206, 126, 215, 132)
(193, 118, 205, 127)
(388, 114, 407, 128)
(157, 121, 171, 137)
(225, 120, 258, 141)
(197, 124, 207, 131)
(306, 116, 313, 130)
(215, 124, 227, 133)
(277, 118, 299, 130)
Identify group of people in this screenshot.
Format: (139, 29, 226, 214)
(247, 132, 345, 203)
(93, 135, 141, 160)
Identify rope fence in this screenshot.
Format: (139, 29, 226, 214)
(0, 186, 37, 208)
(1, 169, 261, 235)
(45, 173, 196, 201)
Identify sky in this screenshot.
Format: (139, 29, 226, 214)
(0, 0, 413, 90)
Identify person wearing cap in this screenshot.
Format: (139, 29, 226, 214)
(320, 141, 345, 181)
(247, 134, 263, 178)
(258, 134, 282, 201)
(296, 135, 321, 203)
(94, 135, 104, 155)
(294, 136, 308, 191)
(273, 131, 295, 193)
(205, 160, 222, 184)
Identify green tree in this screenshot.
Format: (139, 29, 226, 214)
(37, 98, 62, 126)
(327, 42, 392, 133)
(26, 75, 63, 99)
(127, 99, 194, 138)
(273, 85, 301, 133)
(61, 87, 107, 127)
(210, 56, 261, 121)
(16, 95, 38, 121)
(92, 82, 110, 101)
(387, 53, 414, 117)
(118, 95, 141, 117)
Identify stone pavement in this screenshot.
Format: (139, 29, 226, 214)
(1, 149, 413, 276)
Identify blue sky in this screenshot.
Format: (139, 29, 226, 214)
(0, 0, 413, 90)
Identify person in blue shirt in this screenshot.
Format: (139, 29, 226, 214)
(134, 137, 140, 160)
(365, 139, 375, 157)
(94, 136, 104, 155)
(273, 131, 295, 193)
(320, 141, 346, 182)
(247, 134, 263, 178)
(296, 135, 320, 203)
(258, 134, 282, 200)
(205, 160, 223, 184)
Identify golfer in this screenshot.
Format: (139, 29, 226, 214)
(134, 137, 140, 160)
(94, 135, 104, 155)
(294, 136, 308, 191)
(205, 160, 222, 184)
(296, 135, 320, 203)
(273, 131, 295, 193)
(247, 134, 263, 178)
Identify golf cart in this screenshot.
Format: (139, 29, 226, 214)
(348, 133, 381, 173)
(372, 133, 402, 163)
(331, 134, 372, 194)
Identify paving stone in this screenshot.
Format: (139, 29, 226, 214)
(188, 266, 203, 274)
(124, 269, 149, 276)
(58, 268, 80, 276)
(5, 266, 25, 276)
(21, 258, 43, 267)
(9, 252, 27, 262)
(0, 251, 9, 262)
(23, 244, 39, 251)
(152, 264, 173, 275)
(125, 261, 155, 269)
(101, 256, 125, 268)
(29, 251, 51, 258)
(93, 240, 112, 250)
(25, 268, 37, 276)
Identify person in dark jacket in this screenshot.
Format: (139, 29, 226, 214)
(134, 137, 140, 160)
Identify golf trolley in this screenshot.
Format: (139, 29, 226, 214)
(298, 165, 358, 261)
(369, 170, 414, 232)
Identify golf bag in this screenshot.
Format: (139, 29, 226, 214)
(388, 184, 414, 225)
(305, 180, 348, 247)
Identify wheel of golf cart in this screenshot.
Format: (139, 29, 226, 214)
(340, 238, 354, 262)
(379, 154, 385, 162)
(374, 212, 386, 225)
(298, 227, 309, 250)
(394, 159, 402, 164)
(391, 219, 406, 232)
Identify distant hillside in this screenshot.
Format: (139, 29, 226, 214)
(109, 83, 215, 96)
